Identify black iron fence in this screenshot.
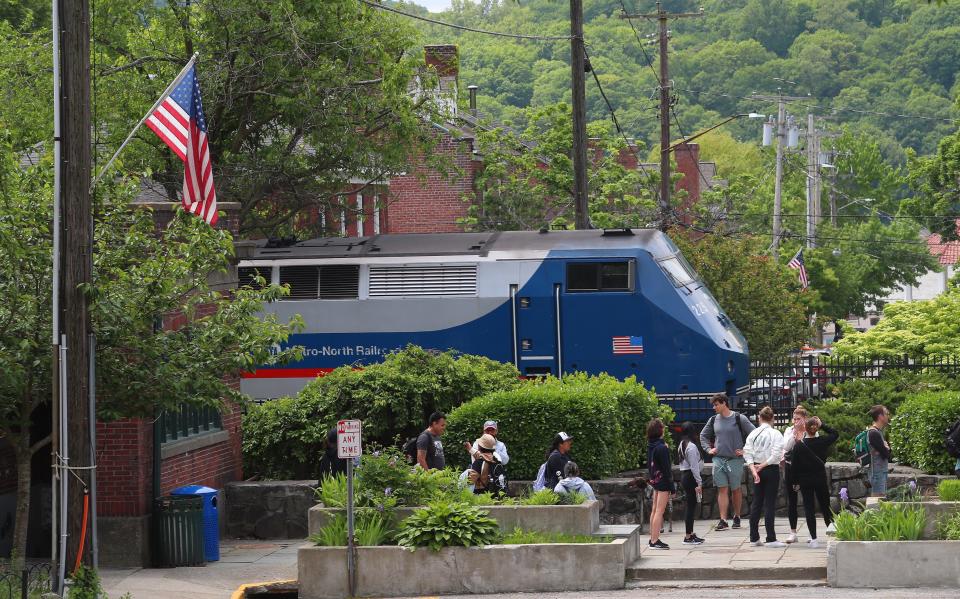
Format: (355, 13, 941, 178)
(0, 562, 51, 599)
(159, 404, 223, 445)
(661, 355, 960, 427)
(748, 354, 960, 423)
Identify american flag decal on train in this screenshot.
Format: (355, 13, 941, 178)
(612, 336, 644, 355)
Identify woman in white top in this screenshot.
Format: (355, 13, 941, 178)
(743, 406, 785, 547)
(781, 406, 812, 544)
(678, 421, 705, 545)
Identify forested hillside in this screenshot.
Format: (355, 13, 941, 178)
(408, 0, 958, 161)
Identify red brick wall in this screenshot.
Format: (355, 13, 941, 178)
(159, 405, 242, 496)
(673, 143, 701, 226)
(96, 419, 154, 518)
(384, 135, 477, 234)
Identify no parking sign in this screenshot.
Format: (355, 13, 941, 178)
(337, 419, 362, 458)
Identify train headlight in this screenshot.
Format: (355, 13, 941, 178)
(727, 360, 735, 373)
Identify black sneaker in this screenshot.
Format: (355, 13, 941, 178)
(682, 535, 705, 545)
(732, 515, 742, 529)
(715, 519, 729, 531)
(648, 539, 670, 550)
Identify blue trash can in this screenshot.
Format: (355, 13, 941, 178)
(171, 485, 220, 562)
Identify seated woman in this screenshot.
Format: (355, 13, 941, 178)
(467, 434, 508, 498)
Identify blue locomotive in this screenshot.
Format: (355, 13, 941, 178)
(238, 229, 749, 409)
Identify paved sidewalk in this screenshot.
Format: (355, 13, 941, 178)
(100, 539, 303, 599)
(628, 516, 828, 580)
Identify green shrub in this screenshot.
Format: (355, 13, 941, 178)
(936, 511, 960, 540)
(938, 480, 960, 501)
(309, 511, 394, 546)
(394, 501, 501, 550)
(834, 502, 926, 541)
(501, 528, 608, 544)
(316, 473, 348, 507)
(68, 566, 103, 599)
(243, 346, 520, 479)
(888, 391, 960, 474)
(559, 491, 589, 505)
(446, 373, 671, 479)
(806, 371, 960, 463)
(521, 489, 560, 505)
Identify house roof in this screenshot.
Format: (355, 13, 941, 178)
(926, 219, 960, 265)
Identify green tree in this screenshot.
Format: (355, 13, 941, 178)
(833, 286, 960, 358)
(0, 150, 301, 568)
(671, 233, 810, 358)
(465, 102, 657, 230)
(903, 119, 960, 240)
(89, 0, 436, 237)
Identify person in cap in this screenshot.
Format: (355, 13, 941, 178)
(543, 432, 574, 492)
(467, 433, 508, 497)
(464, 420, 510, 465)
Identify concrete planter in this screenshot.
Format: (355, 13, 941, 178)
(864, 497, 960, 539)
(298, 538, 628, 599)
(308, 499, 600, 537)
(828, 540, 960, 587)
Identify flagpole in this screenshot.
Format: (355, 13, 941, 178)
(89, 52, 199, 191)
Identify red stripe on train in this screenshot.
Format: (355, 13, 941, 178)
(241, 368, 337, 379)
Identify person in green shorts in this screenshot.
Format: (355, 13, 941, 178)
(700, 393, 756, 531)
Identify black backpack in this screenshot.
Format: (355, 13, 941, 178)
(402, 435, 420, 464)
(946, 419, 960, 458)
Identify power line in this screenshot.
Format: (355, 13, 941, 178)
(357, 0, 572, 41)
(677, 86, 957, 124)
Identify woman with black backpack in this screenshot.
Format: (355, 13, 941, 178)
(677, 421, 705, 545)
(791, 416, 839, 548)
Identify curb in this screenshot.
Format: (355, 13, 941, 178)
(231, 579, 297, 599)
(626, 564, 827, 581)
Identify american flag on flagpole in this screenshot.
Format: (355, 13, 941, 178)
(788, 248, 809, 289)
(145, 63, 218, 226)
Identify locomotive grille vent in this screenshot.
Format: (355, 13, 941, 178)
(278, 265, 360, 299)
(238, 266, 269, 289)
(368, 264, 478, 297)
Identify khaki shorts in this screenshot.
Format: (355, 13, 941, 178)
(713, 456, 745, 488)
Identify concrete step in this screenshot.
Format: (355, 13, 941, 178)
(595, 524, 641, 537)
(627, 579, 827, 589)
(625, 559, 827, 581)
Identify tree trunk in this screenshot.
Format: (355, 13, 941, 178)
(11, 437, 32, 573)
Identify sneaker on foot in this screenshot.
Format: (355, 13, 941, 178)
(764, 540, 786, 548)
(732, 515, 742, 529)
(808, 538, 821, 549)
(825, 522, 837, 535)
(785, 532, 799, 544)
(693, 534, 706, 543)
(750, 539, 763, 547)
(648, 539, 670, 550)
(682, 535, 705, 545)
(715, 519, 729, 531)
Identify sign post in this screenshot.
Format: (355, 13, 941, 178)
(337, 419, 362, 597)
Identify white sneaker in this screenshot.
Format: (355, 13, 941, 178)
(825, 522, 837, 535)
(751, 539, 764, 547)
(785, 532, 798, 544)
(764, 541, 786, 548)
(808, 538, 821, 549)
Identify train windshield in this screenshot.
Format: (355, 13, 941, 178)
(658, 255, 698, 288)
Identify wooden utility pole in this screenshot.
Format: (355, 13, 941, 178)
(621, 2, 702, 231)
(570, 0, 590, 230)
(58, 0, 93, 573)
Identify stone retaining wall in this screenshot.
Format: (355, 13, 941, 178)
(828, 540, 960, 587)
(225, 480, 317, 539)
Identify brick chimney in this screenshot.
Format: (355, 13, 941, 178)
(424, 45, 459, 116)
(673, 142, 701, 226)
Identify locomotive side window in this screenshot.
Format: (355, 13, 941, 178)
(658, 255, 697, 287)
(566, 261, 632, 292)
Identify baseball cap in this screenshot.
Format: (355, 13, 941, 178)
(483, 420, 498, 431)
(557, 431, 573, 442)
